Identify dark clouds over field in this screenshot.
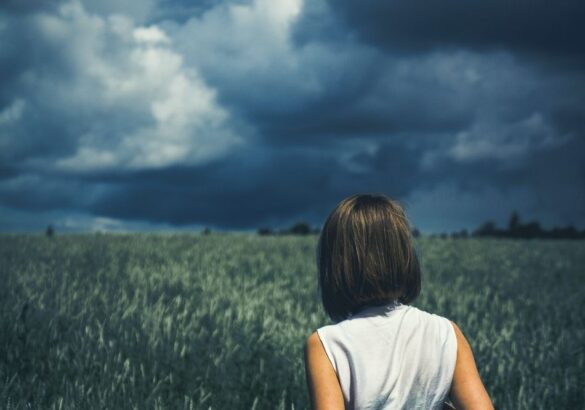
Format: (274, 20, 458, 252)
(1, 0, 584, 233)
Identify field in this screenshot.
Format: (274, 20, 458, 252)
(0, 233, 584, 409)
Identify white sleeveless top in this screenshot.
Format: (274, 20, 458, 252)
(316, 302, 457, 410)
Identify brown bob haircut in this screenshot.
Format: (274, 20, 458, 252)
(316, 193, 421, 322)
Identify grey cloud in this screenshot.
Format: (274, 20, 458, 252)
(0, 174, 87, 211)
(0, 0, 584, 233)
(174, 0, 581, 149)
(86, 143, 425, 229)
(0, 1, 59, 14)
(321, 0, 585, 60)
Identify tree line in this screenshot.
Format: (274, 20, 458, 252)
(257, 211, 584, 239)
(415, 210, 585, 240)
(257, 222, 320, 236)
(470, 210, 585, 239)
(43, 211, 584, 239)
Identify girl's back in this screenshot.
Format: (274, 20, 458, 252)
(317, 302, 456, 409)
(305, 194, 492, 409)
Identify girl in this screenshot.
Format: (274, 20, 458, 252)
(304, 193, 493, 409)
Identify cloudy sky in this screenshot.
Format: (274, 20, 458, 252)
(1, 0, 584, 233)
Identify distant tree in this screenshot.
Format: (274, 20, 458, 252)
(411, 228, 421, 238)
(472, 212, 583, 240)
(439, 233, 448, 239)
(289, 221, 312, 235)
(508, 210, 521, 237)
(202, 227, 211, 235)
(45, 224, 55, 238)
(508, 210, 520, 231)
(257, 227, 273, 236)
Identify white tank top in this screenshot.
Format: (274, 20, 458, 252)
(316, 302, 457, 410)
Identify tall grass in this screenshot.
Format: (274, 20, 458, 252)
(0, 233, 583, 409)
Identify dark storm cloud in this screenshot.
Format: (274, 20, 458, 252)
(499, 137, 585, 223)
(0, 0, 584, 232)
(0, 14, 34, 103)
(0, 174, 85, 211)
(87, 142, 425, 229)
(248, 78, 473, 143)
(0, 12, 92, 164)
(425, 136, 585, 194)
(322, 0, 585, 59)
(175, 0, 584, 148)
(1, 138, 423, 230)
(0, 165, 19, 180)
(8, 129, 579, 231)
(0, 0, 58, 14)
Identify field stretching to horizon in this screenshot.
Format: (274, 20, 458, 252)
(0, 233, 583, 409)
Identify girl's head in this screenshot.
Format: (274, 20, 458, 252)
(317, 193, 421, 322)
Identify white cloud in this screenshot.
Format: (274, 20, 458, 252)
(133, 26, 170, 44)
(448, 112, 572, 162)
(173, 0, 325, 108)
(420, 109, 573, 171)
(181, 0, 303, 63)
(60, 215, 124, 232)
(0, 99, 26, 158)
(19, 1, 243, 171)
(0, 99, 26, 124)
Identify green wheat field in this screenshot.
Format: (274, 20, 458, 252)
(1, 233, 583, 409)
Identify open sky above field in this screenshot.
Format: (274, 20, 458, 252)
(1, 0, 584, 233)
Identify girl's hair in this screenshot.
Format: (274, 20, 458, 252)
(317, 193, 421, 322)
